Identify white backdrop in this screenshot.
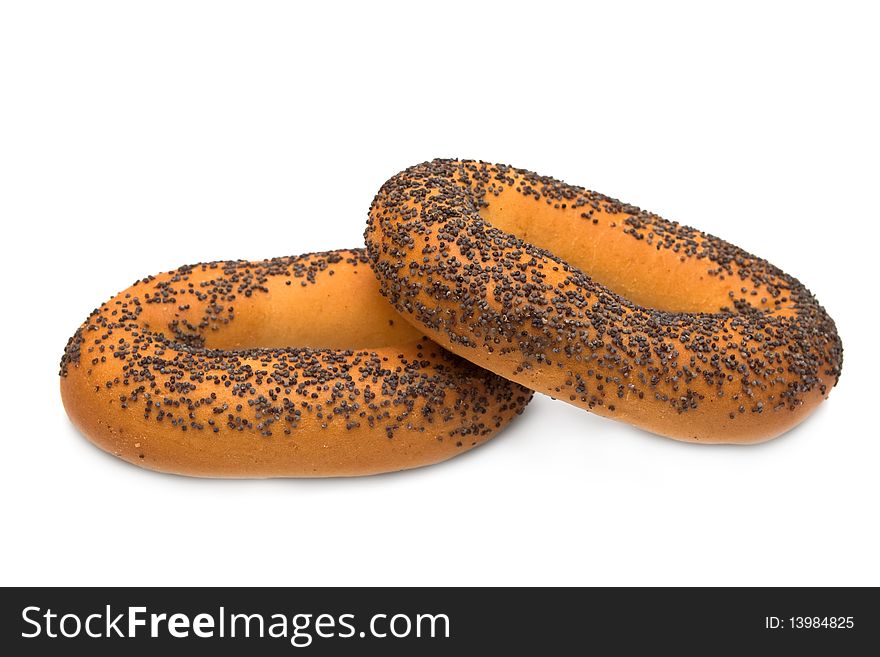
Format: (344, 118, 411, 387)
(2, 1, 877, 586)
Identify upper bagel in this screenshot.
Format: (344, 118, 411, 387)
(60, 248, 531, 477)
(366, 159, 843, 444)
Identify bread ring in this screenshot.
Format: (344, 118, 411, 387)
(60, 248, 532, 477)
(366, 160, 843, 444)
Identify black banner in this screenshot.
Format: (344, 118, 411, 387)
(1, 587, 876, 654)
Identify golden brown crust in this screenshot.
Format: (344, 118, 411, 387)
(60, 248, 532, 476)
(366, 160, 843, 444)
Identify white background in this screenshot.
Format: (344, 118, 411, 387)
(2, 1, 878, 586)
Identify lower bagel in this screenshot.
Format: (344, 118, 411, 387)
(366, 159, 843, 444)
(60, 248, 532, 477)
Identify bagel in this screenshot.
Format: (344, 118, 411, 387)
(366, 159, 843, 444)
(60, 249, 532, 477)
